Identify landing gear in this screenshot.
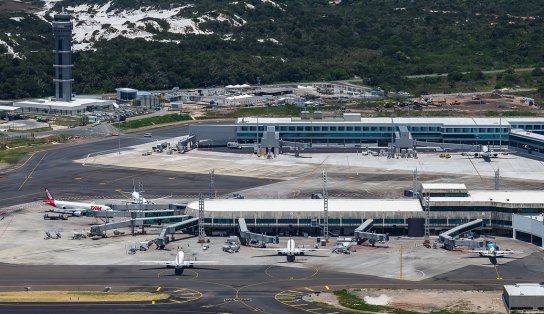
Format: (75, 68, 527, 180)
(175, 268, 184, 276)
(286, 255, 295, 263)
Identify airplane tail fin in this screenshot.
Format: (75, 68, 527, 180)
(43, 188, 55, 205)
(45, 188, 53, 200)
(132, 179, 136, 192)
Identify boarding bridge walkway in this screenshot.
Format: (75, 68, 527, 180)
(354, 219, 389, 245)
(105, 203, 186, 211)
(238, 218, 277, 244)
(91, 210, 181, 218)
(90, 215, 191, 236)
(438, 219, 485, 250)
(414, 140, 480, 151)
(155, 217, 199, 249)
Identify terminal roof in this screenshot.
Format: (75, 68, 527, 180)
(236, 116, 544, 126)
(0, 105, 20, 111)
(510, 128, 544, 141)
(188, 199, 423, 212)
(504, 283, 544, 296)
(431, 190, 544, 205)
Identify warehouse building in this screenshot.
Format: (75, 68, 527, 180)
(503, 283, 544, 313)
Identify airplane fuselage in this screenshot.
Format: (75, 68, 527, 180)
(45, 199, 112, 212)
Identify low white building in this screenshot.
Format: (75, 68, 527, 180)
(503, 283, 544, 313)
(14, 97, 113, 115)
(225, 94, 268, 107)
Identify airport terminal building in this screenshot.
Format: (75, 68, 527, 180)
(184, 184, 544, 246)
(190, 114, 544, 155)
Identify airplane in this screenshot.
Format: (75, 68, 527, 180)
(43, 188, 112, 216)
(461, 145, 498, 162)
(255, 238, 329, 262)
(129, 180, 171, 205)
(463, 240, 520, 258)
(140, 250, 215, 275)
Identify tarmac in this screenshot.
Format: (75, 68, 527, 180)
(1, 123, 544, 313)
(0, 250, 542, 313)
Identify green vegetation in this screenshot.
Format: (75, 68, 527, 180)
(119, 113, 192, 130)
(7, 127, 53, 133)
(2, 1, 544, 98)
(0, 135, 67, 164)
(204, 104, 304, 119)
(333, 289, 477, 314)
(485, 110, 538, 117)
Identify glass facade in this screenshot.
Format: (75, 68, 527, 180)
(234, 120, 541, 145)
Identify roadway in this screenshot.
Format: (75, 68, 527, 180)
(0, 123, 274, 207)
(0, 251, 542, 313)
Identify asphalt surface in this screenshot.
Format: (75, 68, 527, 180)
(0, 251, 542, 313)
(0, 123, 274, 207)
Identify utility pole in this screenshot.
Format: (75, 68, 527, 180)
(399, 245, 403, 280)
(499, 113, 503, 152)
(423, 192, 431, 248)
(209, 169, 215, 199)
(494, 168, 500, 191)
(118, 116, 121, 155)
(198, 193, 205, 243)
(138, 181, 144, 234)
(412, 168, 418, 199)
(322, 170, 329, 242)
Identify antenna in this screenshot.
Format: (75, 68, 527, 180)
(322, 170, 329, 241)
(423, 192, 431, 248)
(198, 193, 206, 243)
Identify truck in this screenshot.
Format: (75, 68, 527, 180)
(227, 142, 241, 149)
(222, 236, 241, 253)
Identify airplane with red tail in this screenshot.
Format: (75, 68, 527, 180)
(43, 188, 112, 216)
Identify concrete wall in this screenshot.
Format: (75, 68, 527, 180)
(189, 124, 236, 146)
(512, 214, 544, 247)
(504, 289, 544, 312)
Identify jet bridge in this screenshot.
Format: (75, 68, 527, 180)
(438, 219, 485, 250)
(91, 209, 181, 218)
(354, 219, 389, 246)
(89, 215, 190, 236)
(155, 217, 199, 249)
(238, 218, 277, 245)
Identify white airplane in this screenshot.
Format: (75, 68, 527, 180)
(43, 188, 112, 216)
(255, 238, 329, 262)
(130, 180, 171, 205)
(463, 240, 520, 258)
(462, 145, 498, 162)
(140, 251, 215, 275)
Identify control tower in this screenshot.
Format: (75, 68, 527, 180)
(52, 13, 73, 102)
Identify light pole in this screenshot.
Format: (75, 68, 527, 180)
(499, 113, 502, 151)
(118, 117, 121, 155)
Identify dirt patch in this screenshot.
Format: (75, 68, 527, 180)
(0, 291, 170, 302)
(354, 289, 505, 313)
(308, 289, 506, 313)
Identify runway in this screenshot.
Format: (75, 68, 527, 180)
(0, 252, 542, 313)
(0, 123, 276, 207)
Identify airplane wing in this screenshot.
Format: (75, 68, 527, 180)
(296, 248, 330, 252)
(462, 250, 520, 256)
(140, 261, 176, 266)
(462, 250, 490, 255)
(254, 248, 286, 252)
(494, 250, 521, 256)
(183, 261, 216, 265)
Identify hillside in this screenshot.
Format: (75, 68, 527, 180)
(1, 0, 544, 99)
